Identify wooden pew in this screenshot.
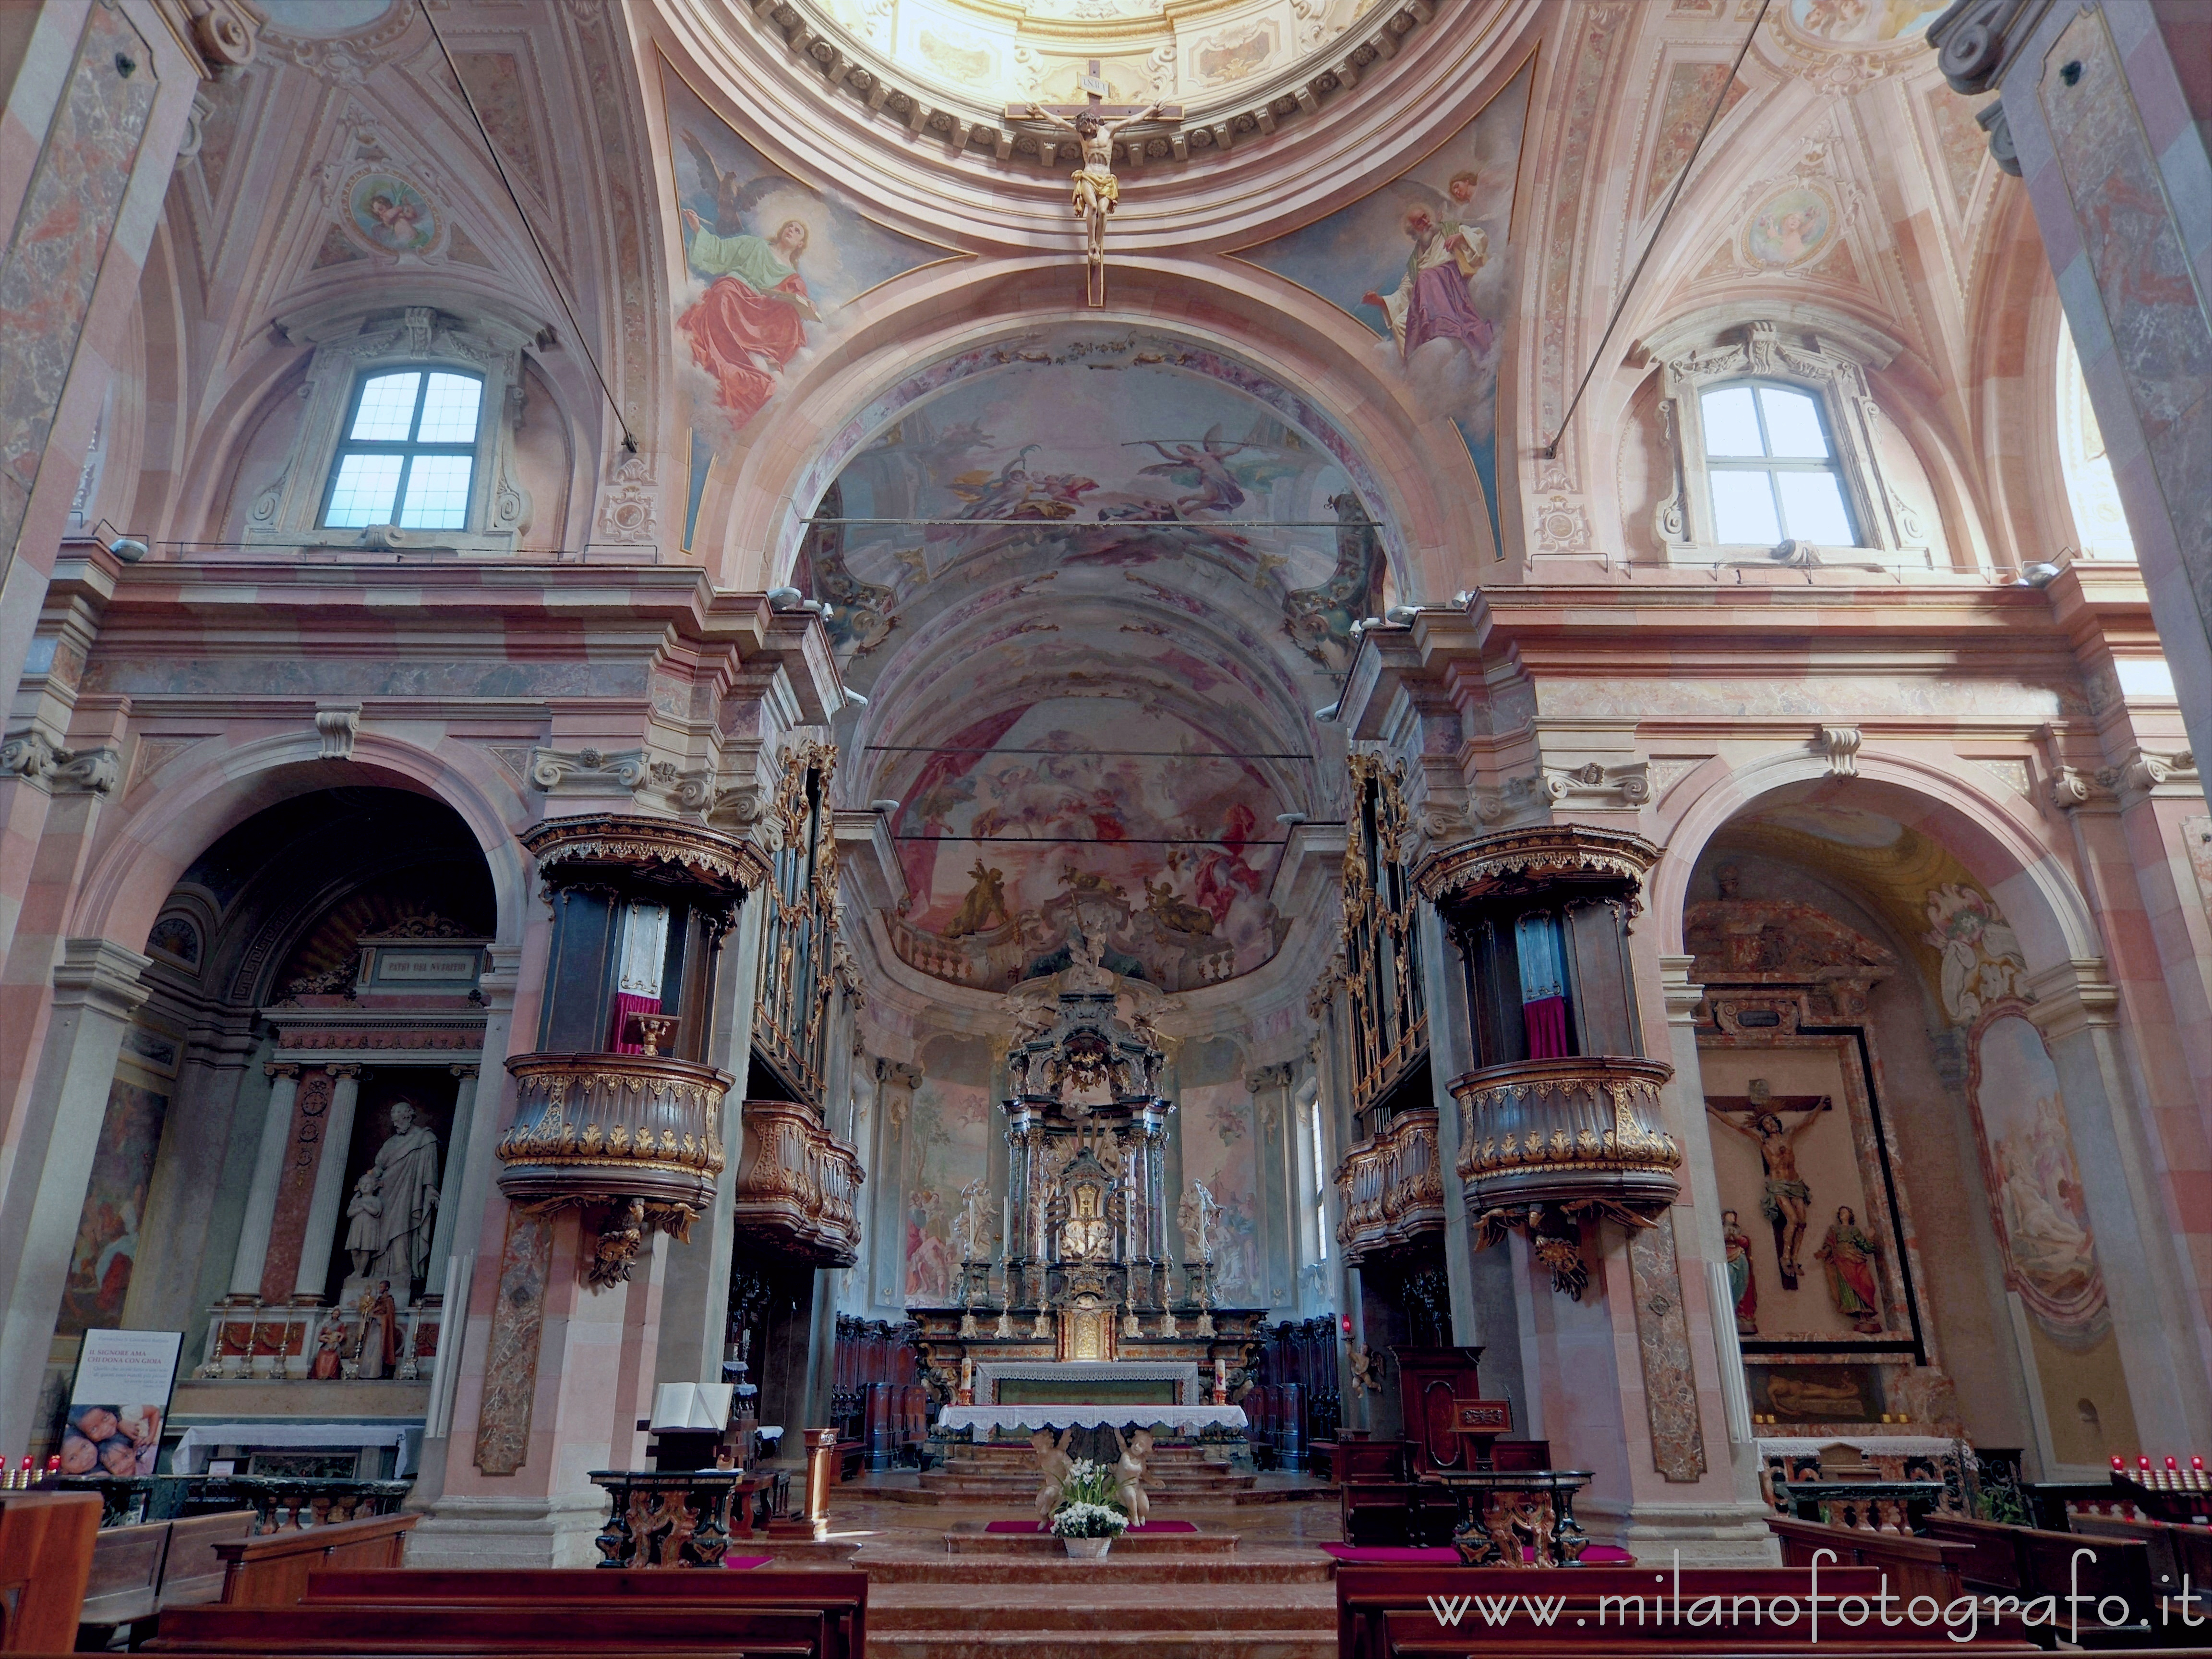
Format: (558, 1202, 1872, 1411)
(1339, 1563, 2044, 1659)
(159, 1513, 258, 1609)
(146, 1602, 832, 1659)
(2070, 1512, 2212, 1612)
(1924, 1515, 2158, 1648)
(302, 1567, 866, 1659)
(77, 1519, 171, 1640)
(0, 1492, 101, 1653)
(210, 1513, 416, 1607)
(1768, 1514, 1974, 1603)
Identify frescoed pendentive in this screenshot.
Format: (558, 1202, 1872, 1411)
(1233, 56, 1534, 554)
(660, 56, 953, 536)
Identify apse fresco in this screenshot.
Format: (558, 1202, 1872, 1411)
(903, 1079, 993, 1303)
(1178, 1083, 1262, 1303)
(1786, 0, 1947, 45)
(660, 58, 949, 453)
(1235, 55, 1534, 554)
(813, 356, 1367, 665)
(892, 697, 1287, 993)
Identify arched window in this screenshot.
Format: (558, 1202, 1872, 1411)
(323, 369, 485, 530)
(2055, 328, 2135, 559)
(1698, 380, 1859, 547)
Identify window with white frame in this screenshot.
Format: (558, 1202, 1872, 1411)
(1646, 318, 1934, 566)
(1698, 381, 1859, 547)
(245, 304, 538, 552)
(323, 369, 485, 530)
(1310, 1096, 1328, 1263)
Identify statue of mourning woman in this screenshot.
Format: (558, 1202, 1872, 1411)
(349, 1101, 440, 1302)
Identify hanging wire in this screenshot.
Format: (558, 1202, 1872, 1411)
(421, 10, 638, 454)
(1539, 0, 1773, 460)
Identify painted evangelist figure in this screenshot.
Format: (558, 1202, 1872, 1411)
(661, 61, 944, 436)
(1236, 56, 1532, 552)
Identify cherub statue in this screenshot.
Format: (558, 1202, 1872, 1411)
(1347, 1342, 1372, 1398)
(1030, 1426, 1075, 1517)
(1025, 101, 1161, 303)
(1111, 1427, 1154, 1527)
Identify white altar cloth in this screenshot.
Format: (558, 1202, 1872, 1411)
(974, 1359, 1202, 1405)
(1755, 1435, 1957, 1460)
(171, 1422, 420, 1476)
(938, 1404, 1247, 1435)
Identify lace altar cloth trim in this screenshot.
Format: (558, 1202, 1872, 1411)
(937, 1404, 1248, 1435)
(974, 1359, 1202, 1406)
(1755, 1435, 1958, 1459)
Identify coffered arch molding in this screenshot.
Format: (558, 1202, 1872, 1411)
(692, 260, 1483, 600)
(1647, 748, 2099, 974)
(640, 0, 1550, 253)
(68, 736, 535, 965)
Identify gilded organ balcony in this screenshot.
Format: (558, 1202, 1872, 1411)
(1450, 1055, 1682, 1235)
(732, 1100, 865, 1266)
(1333, 1106, 1445, 1264)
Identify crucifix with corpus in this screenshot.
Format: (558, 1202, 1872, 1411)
(1012, 62, 1181, 308)
(1704, 1078, 1833, 1291)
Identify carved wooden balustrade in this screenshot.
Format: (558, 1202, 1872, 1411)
(1333, 1105, 1445, 1264)
(732, 1099, 865, 1265)
(1450, 1055, 1681, 1234)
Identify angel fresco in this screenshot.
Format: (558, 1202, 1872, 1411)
(661, 62, 943, 435)
(1134, 427, 1257, 516)
(677, 132, 823, 427)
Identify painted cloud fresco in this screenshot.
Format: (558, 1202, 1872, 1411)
(1235, 57, 1533, 552)
(660, 58, 948, 509)
(809, 342, 1369, 993)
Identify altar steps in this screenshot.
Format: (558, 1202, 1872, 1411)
(909, 1440, 1268, 1504)
(862, 1552, 1336, 1659)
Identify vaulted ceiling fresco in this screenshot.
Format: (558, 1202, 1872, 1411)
(806, 335, 1381, 992)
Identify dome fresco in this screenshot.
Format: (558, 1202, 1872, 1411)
(801, 0, 1388, 111)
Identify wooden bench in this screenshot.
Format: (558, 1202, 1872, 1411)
(0, 1491, 101, 1652)
(1924, 1515, 2158, 1648)
(146, 1601, 836, 1659)
(210, 1513, 416, 1607)
(160, 1512, 259, 1609)
(79, 1517, 172, 1635)
(1768, 1514, 1974, 1603)
(1340, 1563, 2045, 1659)
(302, 1567, 866, 1659)
(2070, 1511, 2212, 1611)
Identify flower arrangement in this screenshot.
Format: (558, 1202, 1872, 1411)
(1048, 1458, 1130, 1538)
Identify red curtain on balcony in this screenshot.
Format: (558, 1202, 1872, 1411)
(1521, 996, 1569, 1059)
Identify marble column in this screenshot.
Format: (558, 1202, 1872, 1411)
(0, 939, 151, 1453)
(1936, 0, 2212, 773)
(227, 1064, 301, 1298)
(424, 1065, 479, 1294)
(292, 1065, 362, 1302)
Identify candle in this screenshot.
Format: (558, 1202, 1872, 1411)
(1003, 1197, 1011, 1259)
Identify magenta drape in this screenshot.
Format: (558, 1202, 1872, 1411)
(1521, 996, 1569, 1059)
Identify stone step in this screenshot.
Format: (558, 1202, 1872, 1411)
(939, 1528, 1243, 1555)
(860, 1553, 1334, 1585)
(867, 1631, 1335, 1659)
(862, 1481, 1329, 1507)
(869, 1587, 1334, 1632)
(917, 1471, 1258, 1490)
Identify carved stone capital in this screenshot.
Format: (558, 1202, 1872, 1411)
(51, 939, 154, 1021)
(1927, 0, 2053, 94)
(2047, 764, 2114, 811)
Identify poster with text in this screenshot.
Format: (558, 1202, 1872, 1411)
(65, 1328, 181, 1477)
